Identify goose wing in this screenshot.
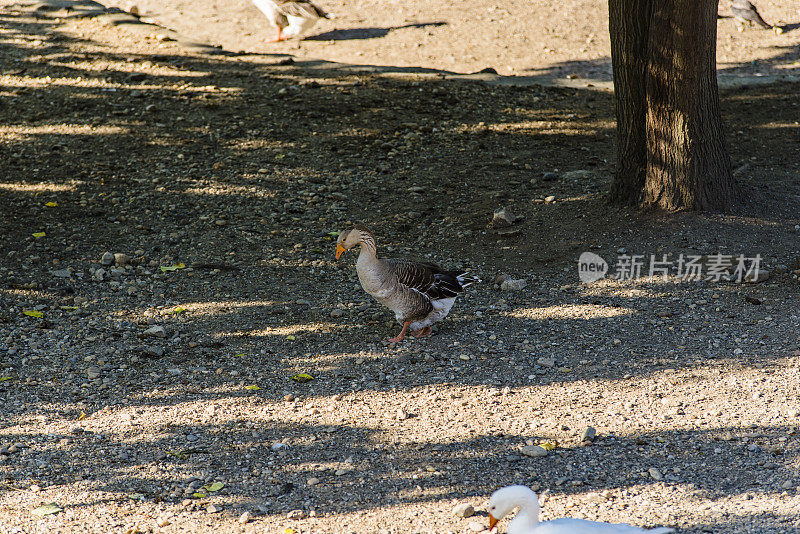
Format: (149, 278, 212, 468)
(384, 259, 464, 300)
(275, 0, 327, 18)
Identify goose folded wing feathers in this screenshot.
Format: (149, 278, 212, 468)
(384, 259, 464, 300)
(276, 0, 328, 19)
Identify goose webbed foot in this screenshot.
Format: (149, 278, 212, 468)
(387, 321, 411, 343)
(411, 326, 432, 338)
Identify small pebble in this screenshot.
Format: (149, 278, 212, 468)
(238, 511, 251, 524)
(468, 520, 485, 532)
(452, 503, 475, 518)
(648, 467, 663, 481)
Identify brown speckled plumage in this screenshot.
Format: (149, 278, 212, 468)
(336, 225, 479, 340)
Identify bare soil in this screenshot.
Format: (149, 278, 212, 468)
(1, 1, 800, 534)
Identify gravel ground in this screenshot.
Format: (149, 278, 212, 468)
(97, 0, 800, 84)
(1, 2, 800, 534)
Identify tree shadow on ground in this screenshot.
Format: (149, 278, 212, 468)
(1, 3, 800, 532)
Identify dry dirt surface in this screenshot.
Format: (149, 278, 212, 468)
(98, 0, 800, 85)
(1, 1, 800, 534)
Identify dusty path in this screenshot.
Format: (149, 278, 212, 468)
(99, 0, 800, 86)
(1, 1, 800, 534)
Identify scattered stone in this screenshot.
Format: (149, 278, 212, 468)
(238, 511, 251, 524)
(287, 509, 306, 520)
(396, 408, 409, 421)
(142, 325, 166, 338)
(156, 515, 171, 527)
(467, 520, 485, 532)
(93, 268, 107, 282)
(536, 357, 556, 368)
(745, 269, 770, 283)
(307, 477, 320, 486)
(648, 467, 663, 481)
(113, 253, 130, 266)
(493, 274, 511, 286)
(330, 308, 344, 318)
(492, 207, 516, 227)
(100, 252, 114, 266)
(86, 366, 101, 380)
(407, 186, 425, 193)
(452, 503, 475, 518)
(500, 278, 527, 291)
(141, 345, 165, 358)
(206, 504, 221, 514)
(581, 426, 597, 442)
(544, 195, 556, 203)
(542, 172, 558, 181)
(334, 468, 350, 476)
(52, 269, 71, 278)
(520, 445, 548, 458)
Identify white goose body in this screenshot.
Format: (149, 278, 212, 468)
(337, 225, 478, 341)
(488, 486, 674, 534)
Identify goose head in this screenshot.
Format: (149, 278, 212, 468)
(487, 485, 541, 532)
(335, 223, 374, 260)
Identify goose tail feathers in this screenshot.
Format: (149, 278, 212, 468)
(456, 272, 481, 288)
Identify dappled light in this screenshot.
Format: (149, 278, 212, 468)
(0, 0, 799, 533)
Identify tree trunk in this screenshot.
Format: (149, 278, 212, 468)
(607, 0, 651, 206)
(608, 0, 742, 211)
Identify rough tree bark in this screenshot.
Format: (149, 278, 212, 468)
(608, 0, 742, 211)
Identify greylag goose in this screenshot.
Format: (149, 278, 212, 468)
(730, 0, 772, 28)
(335, 224, 479, 342)
(252, 0, 329, 42)
(488, 486, 675, 534)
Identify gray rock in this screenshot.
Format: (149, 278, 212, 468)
(542, 172, 559, 181)
(286, 509, 306, 520)
(100, 252, 114, 266)
(86, 366, 101, 380)
(307, 477, 320, 486)
(238, 511, 251, 524)
(745, 269, 770, 283)
(141, 345, 164, 358)
(52, 269, 72, 278)
(648, 467, 663, 481)
(143, 325, 166, 338)
(544, 195, 556, 203)
(493, 274, 511, 286)
(492, 207, 516, 227)
(581, 426, 597, 442)
(206, 504, 221, 514)
(536, 357, 556, 368)
(93, 268, 107, 281)
(500, 278, 527, 291)
(452, 503, 475, 518)
(520, 445, 548, 457)
(330, 308, 344, 318)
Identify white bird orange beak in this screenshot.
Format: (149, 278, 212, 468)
(488, 513, 498, 530)
(335, 243, 347, 260)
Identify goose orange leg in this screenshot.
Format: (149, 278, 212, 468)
(387, 321, 411, 343)
(267, 26, 286, 42)
(411, 326, 432, 338)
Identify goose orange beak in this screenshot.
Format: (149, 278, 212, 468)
(335, 243, 347, 260)
(488, 514, 498, 530)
